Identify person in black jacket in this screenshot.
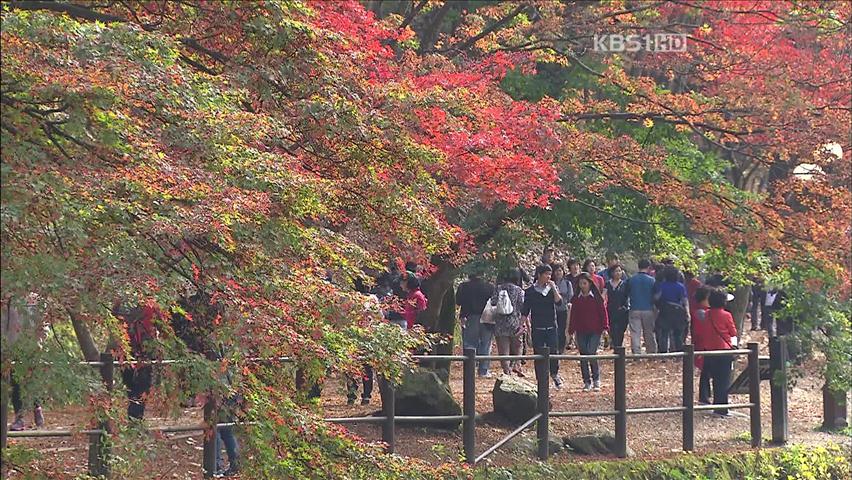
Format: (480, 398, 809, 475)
(605, 264, 629, 351)
(522, 264, 564, 389)
(457, 272, 496, 377)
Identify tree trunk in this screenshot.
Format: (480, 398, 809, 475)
(419, 258, 457, 333)
(67, 307, 101, 362)
(419, 258, 458, 371)
(730, 285, 751, 338)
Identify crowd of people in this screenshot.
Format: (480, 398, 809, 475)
(450, 252, 766, 417)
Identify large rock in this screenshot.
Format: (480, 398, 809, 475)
(563, 433, 634, 457)
(509, 433, 564, 455)
(394, 368, 461, 428)
(492, 375, 539, 423)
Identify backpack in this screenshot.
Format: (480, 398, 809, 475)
(496, 288, 514, 315)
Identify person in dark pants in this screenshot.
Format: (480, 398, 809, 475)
(605, 264, 629, 351)
(569, 273, 609, 391)
(346, 365, 374, 405)
(750, 280, 764, 331)
(522, 264, 563, 389)
(654, 267, 689, 353)
(3, 295, 46, 431)
(690, 287, 712, 404)
(551, 263, 573, 354)
(113, 303, 158, 420)
(697, 288, 738, 417)
(457, 272, 496, 377)
(763, 288, 785, 335)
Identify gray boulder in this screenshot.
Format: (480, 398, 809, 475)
(563, 433, 634, 457)
(394, 368, 461, 428)
(492, 375, 539, 423)
(508, 433, 563, 455)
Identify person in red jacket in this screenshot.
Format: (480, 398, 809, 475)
(569, 273, 609, 392)
(693, 288, 738, 417)
(690, 286, 712, 404)
(401, 274, 427, 330)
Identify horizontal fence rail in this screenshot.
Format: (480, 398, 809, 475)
(2, 338, 790, 478)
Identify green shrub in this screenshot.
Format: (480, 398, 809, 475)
(474, 444, 852, 480)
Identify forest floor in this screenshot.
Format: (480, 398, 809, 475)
(3, 330, 850, 479)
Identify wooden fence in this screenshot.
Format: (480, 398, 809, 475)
(1, 337, 791, 478)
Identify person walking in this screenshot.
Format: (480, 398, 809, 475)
(492, 269, 526, 376)
(551, 263, 573, 354)
(347, 279, 378, 405)
(626, 259, 657, 354)
(695, 288, 738, 416)
(112, 302, 159, 420)
(521, 265, 564, 389)
(569, 273, 609, 391)
(690, 286, 713, 404)
(654, 266, 690, 353)
(456, 272, 496, 377)
(2, 294, 47, 431)
(605, 264, 629, 351)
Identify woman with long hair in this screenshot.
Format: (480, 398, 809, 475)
(568, 272, 609, 391)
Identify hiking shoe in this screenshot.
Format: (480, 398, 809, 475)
(10, 415, 25, 431)
(478, 372, 493, 379)
(552, 375, 564, 390)
(593, 380, 601, 391)
(346, 397, 355, 406)
(582, 382, 592, 392)
(714, 411, 732, 418)
(360, 398, 370, 406)
(698, 399, 710, 405)
(34, 406, 44, 428)
(222, 465, 240, 477)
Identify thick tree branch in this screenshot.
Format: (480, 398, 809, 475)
(443, 4, 528, 58)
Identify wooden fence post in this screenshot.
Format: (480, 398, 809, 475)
(88, 352, 114, 478)
(202, 395, 217, 478)
(682, 344, 694, 452)
(380, 375, 395, 453)
(614, 346, 627, 458)
(462, 348, 476, 465)
(769, 336, 788, 444)
(748, 342, 762, 448)
(1, 372, 9, 452)
(535, 347, 550, 461)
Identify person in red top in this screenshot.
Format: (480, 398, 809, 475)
(401, 275, 427, 330)
(569, 273, 609, 392)
(690, 286, 712, 404)
(692, 288, 738, 417)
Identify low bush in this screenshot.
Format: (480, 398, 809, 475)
(475, 444, 852, 480)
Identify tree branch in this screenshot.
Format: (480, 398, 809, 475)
(443, 4, 528, 58)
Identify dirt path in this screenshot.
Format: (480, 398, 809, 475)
(4, 331, 850, 478)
